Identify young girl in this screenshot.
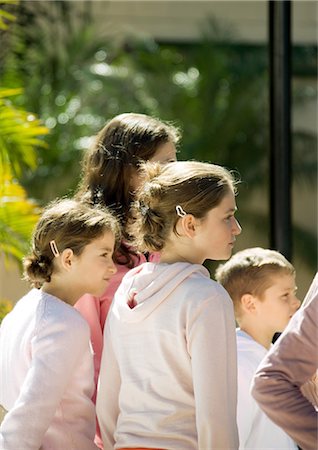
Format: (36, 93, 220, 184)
(96, 160, 242, 450)
(0, 198, 119, 450)
(74, 113, 181, 400)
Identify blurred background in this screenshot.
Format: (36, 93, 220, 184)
(0, 0, 317, 320)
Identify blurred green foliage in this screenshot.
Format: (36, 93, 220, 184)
(0, 2, 48, 264)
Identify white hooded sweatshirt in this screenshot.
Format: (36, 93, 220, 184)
(236, 329, 297, 449)
(96, 262, 239, 450)
(0, 289, 97, 450)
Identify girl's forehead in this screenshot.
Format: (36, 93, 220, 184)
(88, 231, 115, 248)
(150, 141, 177, 163)
(217, 190, 237, 209)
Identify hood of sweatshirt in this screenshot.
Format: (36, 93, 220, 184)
(112, 262, 210, 323)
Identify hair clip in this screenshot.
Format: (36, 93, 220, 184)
(176, 205, 187, 218)
(49, 240, 60, 258)
(139, 202, 150, 217)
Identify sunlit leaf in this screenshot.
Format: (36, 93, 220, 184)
(0, 169, 41, 261)
(0, 88, 49, 178)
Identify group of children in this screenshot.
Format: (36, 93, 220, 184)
(0, 113, 316, 450)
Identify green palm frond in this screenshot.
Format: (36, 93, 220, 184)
(0, 86, 47, 262)
(0, 88, 49, 178)
(0, 2, 17, 30)
(0, 169, 41, 261)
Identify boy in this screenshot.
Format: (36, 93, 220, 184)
(215, 247, 300, 450)
(252, 272, 318, 450)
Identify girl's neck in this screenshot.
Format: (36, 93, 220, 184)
(160, 247, 203, 265)
(41, 282, 77, 306)
(160, 254, 189, 265)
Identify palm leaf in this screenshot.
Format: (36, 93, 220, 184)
(0, 88, 49, 178)
(0, 169, 41, 261)
(0, 3, 17, 30)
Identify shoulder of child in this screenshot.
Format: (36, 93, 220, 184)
(35, 291, 91, 346)
(236, 330, 267, 373)
(182, 272, 234, 311)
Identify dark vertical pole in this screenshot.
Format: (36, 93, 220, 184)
(269, 0, 292, 260)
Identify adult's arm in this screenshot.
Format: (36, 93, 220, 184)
(251, 274, 318, 450)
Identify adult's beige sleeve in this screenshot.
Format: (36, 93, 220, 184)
(251, 273, 318, 450)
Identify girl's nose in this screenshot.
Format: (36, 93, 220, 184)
(109, 260, 117, 274)
(232, 218, 242, 235)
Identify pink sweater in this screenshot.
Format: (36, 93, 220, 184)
(75, 252, 160, 397)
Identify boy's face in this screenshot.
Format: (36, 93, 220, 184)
(256, 273, 300, 334)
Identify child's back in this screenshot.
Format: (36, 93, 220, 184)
(216, 247, 300, 450)
(0, 289, 95, 449)
(99, 261, 237, 450)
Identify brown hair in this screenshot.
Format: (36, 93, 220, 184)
(23, 198, 120, 288)
(215, 247, 295, 319)
(129, 160, 238, 253)
(75, 113, 181, 266)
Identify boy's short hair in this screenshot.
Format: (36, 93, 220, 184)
(215, 247, 295, 320)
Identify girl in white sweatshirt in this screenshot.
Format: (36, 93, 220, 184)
(96, 160, 242, 450)
(0, 198, 119, 450)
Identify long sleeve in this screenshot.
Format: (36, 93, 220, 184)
(0, 305, 93, 450)
(188, 291, 239, 450)
(96, 319, 121, 450)
(251, 276, 318, 450)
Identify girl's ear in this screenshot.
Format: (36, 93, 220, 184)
(178, 214, 197, 238)
(240, 293, 257, 314)
(60, 248, 74, 271)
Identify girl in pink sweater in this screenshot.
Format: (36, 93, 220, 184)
(74, 113, 181, 401)
(0, 198, 119, 450)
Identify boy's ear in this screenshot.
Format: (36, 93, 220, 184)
(60, 248, 74, 271)
(241, 293, 257, 314)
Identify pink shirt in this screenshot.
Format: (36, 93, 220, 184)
(75, 251, 160, 449)
(75, 252, 160, 397)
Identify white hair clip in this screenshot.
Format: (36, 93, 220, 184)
(176, 205, 187, 218)
(49, 240, 60, 258)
